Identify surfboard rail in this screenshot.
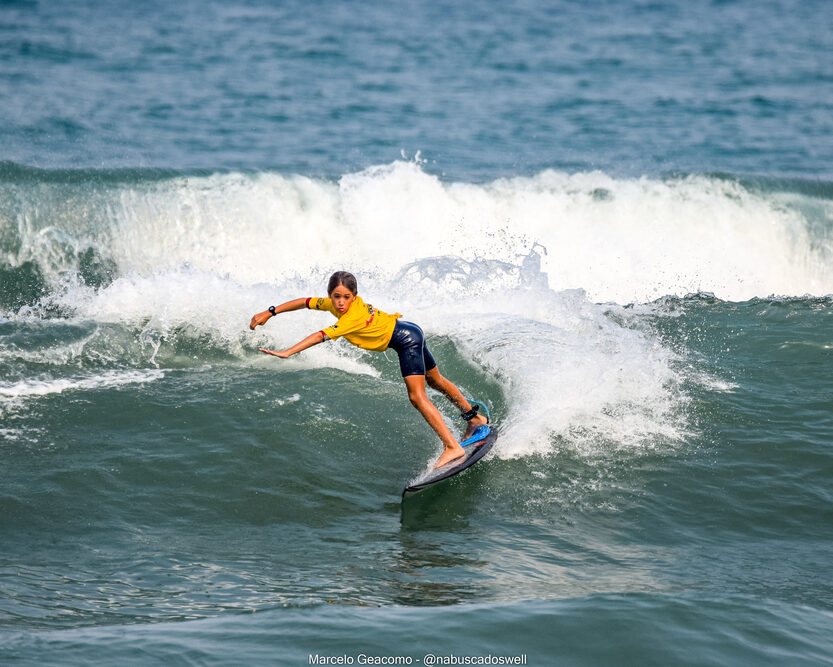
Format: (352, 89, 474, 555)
(402, 425, 497, 497)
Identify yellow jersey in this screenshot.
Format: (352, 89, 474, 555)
(306, 296, 401, 352)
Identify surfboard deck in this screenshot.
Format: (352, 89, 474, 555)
(402, 425, 497, 497)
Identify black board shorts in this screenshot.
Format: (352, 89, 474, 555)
(386, 320, 437, 377)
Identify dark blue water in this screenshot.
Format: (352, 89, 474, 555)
(2, 0, 832, 179)
(2, 1, 832, 665)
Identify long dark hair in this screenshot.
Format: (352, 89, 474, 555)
(327, 271, 358, 296)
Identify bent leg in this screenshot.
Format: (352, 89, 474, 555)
(425, 366, 488, 438)
(403, 374, 465, 467)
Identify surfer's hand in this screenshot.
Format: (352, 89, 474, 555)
(259, 347, 290, 358)
(249, 311, 272, 330)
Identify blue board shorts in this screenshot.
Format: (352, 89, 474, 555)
(386, 320, 437, 377)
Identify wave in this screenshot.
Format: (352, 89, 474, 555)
(1, 161, 829, 458)
(1, 160, 831, 305)
(0, 264, 696, 459)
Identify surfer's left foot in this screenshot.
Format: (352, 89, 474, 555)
(463, 414, 488, 440)
(434, 446, 466, 468)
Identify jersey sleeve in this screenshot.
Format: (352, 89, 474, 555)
(306, 297, 333, 312)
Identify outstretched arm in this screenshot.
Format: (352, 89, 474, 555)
(249, 298, 308, 330)
(259, 331, 327, 359)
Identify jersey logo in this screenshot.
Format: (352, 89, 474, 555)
(316, 298, 326, 310)
(365, 304, 376, 326)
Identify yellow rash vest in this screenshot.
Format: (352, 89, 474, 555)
(306, 296, 401, 352)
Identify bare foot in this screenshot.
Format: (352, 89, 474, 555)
(434, 445, 466, 468)
(463, 414, 488, 440)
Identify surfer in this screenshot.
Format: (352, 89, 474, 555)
(249, 271, 488, 468)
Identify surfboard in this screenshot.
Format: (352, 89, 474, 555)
(402, 425, 497, 497)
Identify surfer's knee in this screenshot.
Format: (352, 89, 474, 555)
(408, 394, 425, 410)
(408, 392, 437, 419)
(404, 375, 427, 403)
(426, 373, 444, 391)
(407, 385, 427, 405)
(425, 367, 448, 392)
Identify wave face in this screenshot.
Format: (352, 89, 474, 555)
(2, 163, 830, 452)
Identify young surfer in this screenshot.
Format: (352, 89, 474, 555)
(249, 271, 488, 468)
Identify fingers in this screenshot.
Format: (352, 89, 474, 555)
(250, 311, 270, 330)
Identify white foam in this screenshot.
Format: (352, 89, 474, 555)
(404, 280, 690, 459)
(6, 163, 832, 304)
(51, 267, 380, 376)
(0, 369, 164, 417)
(274, 393, 301, 406)
(7, 163, 827, 458)
(39, 253, 706, 459)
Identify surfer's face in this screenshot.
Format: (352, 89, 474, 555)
(330, 285, 357, 314)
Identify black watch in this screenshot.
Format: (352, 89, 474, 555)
(268, 305, 277, 316)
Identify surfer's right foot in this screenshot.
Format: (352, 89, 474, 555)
(434, 446, 465, 468)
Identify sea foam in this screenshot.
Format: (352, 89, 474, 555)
(2, 162, 831, 304)
(2, 163, 830, 457)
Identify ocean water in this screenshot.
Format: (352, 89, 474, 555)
(2, 0, 833, 665)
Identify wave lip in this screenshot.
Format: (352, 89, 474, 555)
(2, 163, 831, 305)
